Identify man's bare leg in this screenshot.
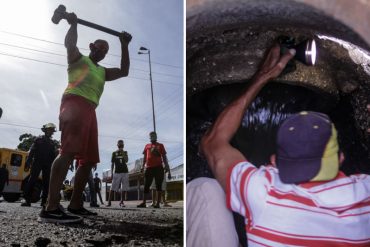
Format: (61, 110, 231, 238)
(119, 190, 124, 207)
(107, 190, 113, 206)
(46, 154, 74, 211)
(69, 163, 94, 209)
(156, 191, 162, 207)
(151, 189, 156, 205)
(120, 191, 127, 206)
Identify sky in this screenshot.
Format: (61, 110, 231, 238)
(0, 0, 184, 180)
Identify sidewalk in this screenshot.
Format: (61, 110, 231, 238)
(91, 200, 183, 209)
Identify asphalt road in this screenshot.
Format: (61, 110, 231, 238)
(0, 199, 183, 247)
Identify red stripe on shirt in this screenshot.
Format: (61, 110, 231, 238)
(310, 181, 356, 193)
(269, 186, 370, 212)
(255, 225, 370, 242)
(239, 167, 256, 225)
(226, 160, 248, 210)
(248, 238, 273, 247)
(266, 201, 370, 218)
(249, 227, 370, 247)
(264, 170, 272, 184)
(268, 189, 317, 207)
(340, 200, 370, 212)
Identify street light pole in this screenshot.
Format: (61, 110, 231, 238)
(147, 49, 156, 133)
(138, 47, 156, 133)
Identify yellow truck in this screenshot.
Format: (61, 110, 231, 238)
(0, 148, 42, 202)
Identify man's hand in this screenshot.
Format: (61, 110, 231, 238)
(119, 31, 132, 45)
(65, 13, 78, 25)
(123, 151, 128, 163)
(24, 161, 31, 171)
(254, 44, 295, 82)
(164, 164, 170, 173)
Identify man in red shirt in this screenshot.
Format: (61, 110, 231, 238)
(138, 132, 170, 208)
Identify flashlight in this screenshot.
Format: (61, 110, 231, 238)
(295, 39, 316, 65)
(279, 36, 317, 66)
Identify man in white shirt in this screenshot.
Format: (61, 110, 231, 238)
(187, 45, 370, 247)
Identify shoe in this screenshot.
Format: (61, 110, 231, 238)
(58, 204, 66, 212)
(119, 202, 125, 207)
(163, 203, 172, 207)
(90, 203, 100, 208)
(154, 204, 160, 208)
(67, 206, 98, 216)
(137, 202, 146, 208)
(38, 208, 83, 224)
(21, 202, 31, 207)
(150, 203, 155, 208)
(106, 202, 111, 207)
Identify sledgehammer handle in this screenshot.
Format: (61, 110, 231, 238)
(52, 5, 122, 37)
(77, 18, 121, 37)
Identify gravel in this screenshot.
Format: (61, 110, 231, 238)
(0, 200, 183, 247)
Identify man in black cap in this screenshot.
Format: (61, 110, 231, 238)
(187, 45, 370, 246)
(21, 123, 58, 207)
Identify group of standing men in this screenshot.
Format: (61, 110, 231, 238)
(107, 132, 171, 209)
(21, 126, 171, 213)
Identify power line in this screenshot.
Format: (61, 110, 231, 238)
(123, 87, 182, 139)
(0, 122, 182, 144)
(168, 152, 184, 163)
(0, 30, 182, 69)
(0, 42, 65, 57)
(0, 42, 182, 78)
(0, 51, 65, 67)
(0, 52, 182, 86)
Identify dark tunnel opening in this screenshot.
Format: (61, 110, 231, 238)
(187, 82, 370, 182)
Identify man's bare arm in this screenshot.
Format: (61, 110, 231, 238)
(162, 154, 170, 172)
(141, 153, 147, 172)
(200, 45, 295, 190)
(105, 32, 131, 81)
(124, 151, 128, 163)
(64, 13, 81, 64)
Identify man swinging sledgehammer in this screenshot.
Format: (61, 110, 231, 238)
(39, 10, 132, 224)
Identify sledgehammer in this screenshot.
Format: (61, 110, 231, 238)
(52, 5, 131, 41)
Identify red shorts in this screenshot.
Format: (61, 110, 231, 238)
(59, 94, 100, 165)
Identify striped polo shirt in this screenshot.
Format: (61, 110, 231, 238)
(227, 161, 370, 247)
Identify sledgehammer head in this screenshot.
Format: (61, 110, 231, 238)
(52, 5, 67, 24)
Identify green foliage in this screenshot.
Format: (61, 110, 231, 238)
(17, 133, 36, 151)
(17, 133, 61, 152)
